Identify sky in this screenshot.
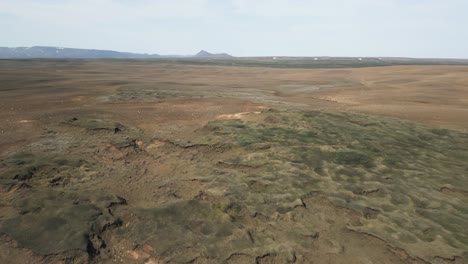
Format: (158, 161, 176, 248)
(1, 0, 467, 58)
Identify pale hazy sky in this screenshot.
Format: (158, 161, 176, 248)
(1, 0, 467, 58)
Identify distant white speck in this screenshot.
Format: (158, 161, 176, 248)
(314, 58, 318, 61)
(358, 58, 363, 61)
(273, 57, 277, 60)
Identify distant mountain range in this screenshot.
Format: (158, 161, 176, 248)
(0, 46, 233, 59)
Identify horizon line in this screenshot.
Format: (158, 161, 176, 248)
(2, 45, 468, 60)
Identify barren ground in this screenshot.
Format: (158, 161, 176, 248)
(0, 60, 467, 264)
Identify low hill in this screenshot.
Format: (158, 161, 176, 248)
(195, 50, 233, 58)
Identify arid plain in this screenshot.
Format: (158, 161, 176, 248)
(0, 60, 467, 263)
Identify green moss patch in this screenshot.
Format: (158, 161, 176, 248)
(194, 110, 468, 261)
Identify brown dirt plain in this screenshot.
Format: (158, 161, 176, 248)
(0, 60, 467, 264)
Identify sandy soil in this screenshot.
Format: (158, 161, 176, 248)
(1, 61, 466, 150)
